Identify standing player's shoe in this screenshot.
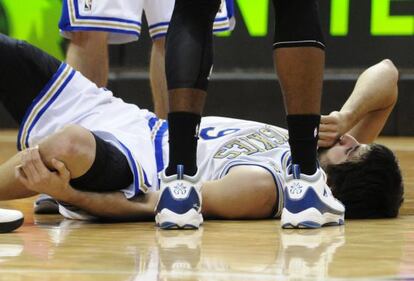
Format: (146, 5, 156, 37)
(155, 165, 203, 229)
(34, 194, 59, 214)
(281, 164, 345, 229)
(0, 208, 24, 233)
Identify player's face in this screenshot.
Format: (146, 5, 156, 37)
(318, 134, 371, 168)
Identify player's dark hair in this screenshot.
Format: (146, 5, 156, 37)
(326, 144, 404, 219)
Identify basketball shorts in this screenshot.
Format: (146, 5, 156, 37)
(17, 62, 160, 201)
(59, 0, 235, 44)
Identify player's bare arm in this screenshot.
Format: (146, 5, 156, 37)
(318, 59, 398, 147)
(201, 166, 277, 219)
(12, 135, 157, 220)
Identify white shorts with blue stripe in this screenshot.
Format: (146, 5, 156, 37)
(18, 63, 160, 202)
(59, 0, 235, 44)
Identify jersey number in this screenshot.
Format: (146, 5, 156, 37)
(199, 127, 240, 140)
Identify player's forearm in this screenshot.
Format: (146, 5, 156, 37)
(58, 187, 157, 220)
(340, 59, 398, 130)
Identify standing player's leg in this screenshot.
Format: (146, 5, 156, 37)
(155, 0, 221, 229)
(145, 0, 175, 120)
(144, 0, 182, 119)
(272, 0, 344, 228)
(165, 0, 220, 177)
(273, 0, 324, 177)
(149, 38, 169, 119)
(66, 31, 109, 87)
(59, 0, 142, 87)
(146, 0, 235, 119)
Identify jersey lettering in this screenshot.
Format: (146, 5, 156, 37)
(214, 125, 288, 159)
(246, 133, 277, 150)
(259, 127, 288, 145)
(214, 139, 261, 159)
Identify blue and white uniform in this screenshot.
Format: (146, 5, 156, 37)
(59, 0, 235, 44)
(21, 64, 288, 219)
(151, 116, 289, 218)
(18, 63, 158, 200)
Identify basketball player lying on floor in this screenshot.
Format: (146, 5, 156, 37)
(0, 34, 403, 228)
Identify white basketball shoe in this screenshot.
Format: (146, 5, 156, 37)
(155, 165, 203, 229)
(281, 164, 345, 229)
(0, 208, 24, 233)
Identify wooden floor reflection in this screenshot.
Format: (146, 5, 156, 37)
(0, 131, 413, 281)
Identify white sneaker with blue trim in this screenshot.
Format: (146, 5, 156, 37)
(281, 164, 345, 229)
(0, 208, 24, 233)
(155, 165, 203, 229)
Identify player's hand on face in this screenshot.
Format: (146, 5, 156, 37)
(15, 147, 72, 200)
(318, 111, 349, 147)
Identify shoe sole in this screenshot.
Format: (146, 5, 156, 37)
(156, 209, 203, 230)
(281, 208, 344, 229)
(0, 217, 24, 233)
(34, 200, 59, 214)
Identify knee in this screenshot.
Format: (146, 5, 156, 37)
(39, 125, 95, 164)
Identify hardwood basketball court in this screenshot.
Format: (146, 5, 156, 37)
(0, 131, 413, 281)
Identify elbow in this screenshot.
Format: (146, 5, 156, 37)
(381, 59, 399, 83)
(381, 59, 399, 106)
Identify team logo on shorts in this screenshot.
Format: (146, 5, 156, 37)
(84, 0, 92, 12)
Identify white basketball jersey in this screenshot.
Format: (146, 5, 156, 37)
(152, 116, 291, 218)
(198, 117, 290, 218)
